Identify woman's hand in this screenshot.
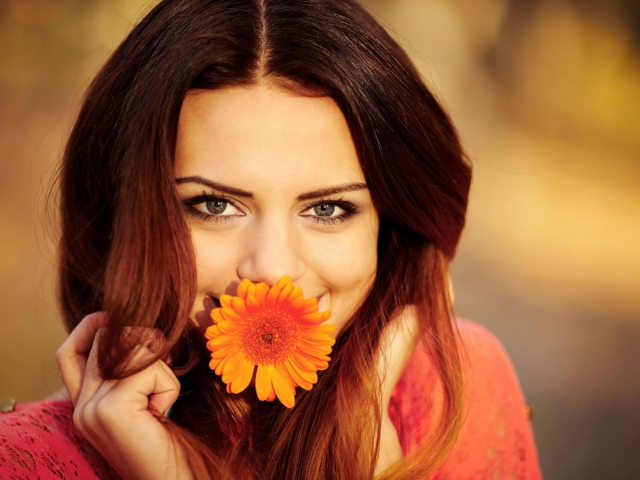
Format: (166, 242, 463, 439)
(56, 312, 190, 479)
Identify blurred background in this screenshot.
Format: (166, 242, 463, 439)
(0, 0, 638, 478)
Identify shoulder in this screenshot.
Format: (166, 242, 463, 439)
(0, 399, 103, 479)
(392, 318, 524, 401)
(454, 319, 535, 436)
(455, 318, 522, 387)
(389, 319, 542, 479)
(439, 319, 542, 479)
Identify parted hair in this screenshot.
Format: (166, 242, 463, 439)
(57, 0, 472, 478)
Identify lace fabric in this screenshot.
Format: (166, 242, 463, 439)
(1, 320, 541, 479)
(0, 399, 107, 479)
(389, 320, 542, 479)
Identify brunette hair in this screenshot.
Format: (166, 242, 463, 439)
(58, 0, 471, 478)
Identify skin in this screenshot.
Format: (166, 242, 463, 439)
(56, 313, 185, 479)
(174, 83, 379, 336)
(56, 82, 418, 478)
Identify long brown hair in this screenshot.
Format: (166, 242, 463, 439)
(57, 0, 471, 478)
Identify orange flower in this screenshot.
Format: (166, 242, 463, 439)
(205, 276, 335, 408)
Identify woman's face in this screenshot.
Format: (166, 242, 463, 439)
(174, 83, 379, 338)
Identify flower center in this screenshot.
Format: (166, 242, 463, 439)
(239, 309, 300, 365)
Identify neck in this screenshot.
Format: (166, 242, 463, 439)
(375, 305, 420, 474)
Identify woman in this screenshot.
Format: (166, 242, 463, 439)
(0, 0, 540, 478)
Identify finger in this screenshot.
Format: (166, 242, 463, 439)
(56, 312, 107, 406)
(75, 343, 177, 439)
(78, 358, 181, 478)
(76, 326, 109, 409)
(107, 353, 180, 418)
(148, 360, 180, 418)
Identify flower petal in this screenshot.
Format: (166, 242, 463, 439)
(220, 294, 233, 309)
(299, 312, 330, 325)
(210, 309, 224, 324)
(299, 330, 335, 345)
(266, 282, 283, 309)
(291, 351, 319, 371)
(301, 298, 318, 314)
(210, 344, 239, 359)
(237, 279, 252, 299)
(276, 282, 294, 308)
(297, 341, 334, 356)
(216, 319, 239, 334)
(220, 308, 243, 323)
(314, 361, 330, 371)
(230, 296, 248, 314)
(209, 356, 222, 371)
(275, 276, 292, 289)
(289, 296, 305, 310)
(214, 354, 231, 376)
(310, 324, 336, 335)
(294, 350, 331, 370)
(205, 325, 221, 339)
(276, 363, 298, 388)
(289, 358, 319, 385)
(229, 358, 254, 394)
(285, 359, 314, 390)
(207, 333, 236, 348)
(246, 292, 260, 310)
(255, 282, 269, 303)
(272, 366, 296, 408)
(221, 350, 244, 377)
(255, 365, 276, 401)
(286, 286, 304, 304)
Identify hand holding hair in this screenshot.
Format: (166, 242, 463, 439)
(56, 312, 189, 480)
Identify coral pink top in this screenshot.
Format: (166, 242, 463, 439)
(389, 320, 541, 478)
(0, 320, 541, 479)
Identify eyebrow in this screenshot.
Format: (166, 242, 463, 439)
(175, 176, 368, 201)
(175, 176, 254, 198)
(296, 183, 368, 201)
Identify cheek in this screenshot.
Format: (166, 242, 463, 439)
(189, 229, 244, 329)
(310, 225, 378, 294)
(309, 229, 377, 335)
(191, 229, 240, 291)
(324, 246, 376, 289)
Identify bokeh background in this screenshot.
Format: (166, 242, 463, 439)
(1, 0, 638, 478)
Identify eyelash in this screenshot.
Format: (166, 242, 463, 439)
(182, 194, 240, 222)
(301, 198, 358, 226)
(182, 194, 359, 226)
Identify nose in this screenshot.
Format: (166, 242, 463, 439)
(236, 218, 305, 286)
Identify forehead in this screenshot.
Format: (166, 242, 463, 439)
(174, 83, 365, 194)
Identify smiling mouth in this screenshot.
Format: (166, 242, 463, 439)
(208, 295, 222, 309)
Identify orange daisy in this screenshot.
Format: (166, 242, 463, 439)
(205, 276, 335, 408)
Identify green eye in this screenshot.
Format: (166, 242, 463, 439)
(313, 204, 335, 216)
(206, 199, 228, 215)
